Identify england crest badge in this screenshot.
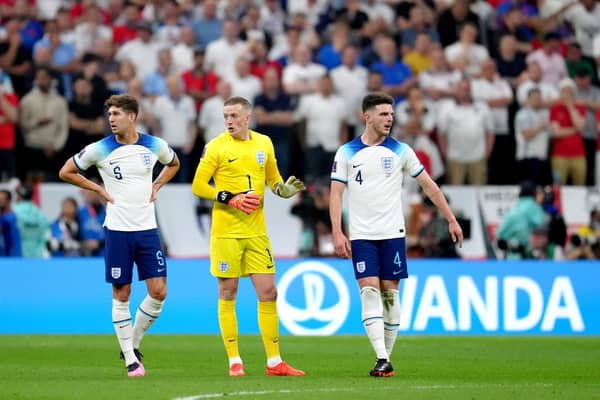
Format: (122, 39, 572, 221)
(256, 151, 265, 165)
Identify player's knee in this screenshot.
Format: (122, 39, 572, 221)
(113, 284, 131, 302)
(257, 286, 277, 302)
(220, 288, 237, 301)
(150, 287, 167, 301)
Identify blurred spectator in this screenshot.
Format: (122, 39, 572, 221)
(496, 180, 544, 258)
(472, 59, 514, 184)
(73, 4, 113, 56)
(563, 0, 600, 58)
(492, 5, 534, 57)
(514, 88, 552, 185)
(227, 56, 261, 103)
(526, 32, 568, 85)
(203, 19, 246, 79)
(284, 11, 321, 49)
(331, 45, 368, 137)
(170, 26, 195, 75)
(0, 189, 21, 256)
(538, 185, 567, 248)
(154, 0, 184, 46)
(573, 67, 600, 186)
(64, 75, 106, 158)
(517, 60, 560, 108)
(198, 80, 230, 143)
(495, 34, 527, 88)
(395, 86, 436, 137)
(111, 1, 140, 46)
(239, 4, 273, 49)
(55, 7, 76, 47)
(92, 38, 120, 92)
(444, 22, 489, 77)
(399, 6, 440, 53)
(269, 25, 302, 66)
(565, 41, 597, 84)
(370, 34, 414, 102)
(295, 74, 348, 182)
(549, 78, 586, 185)
(248, 39, 282, 80)
(115, 20, 166, 81)
(0, 17, 33, 98)
(418, 47, 462, 109)
(566, 209, 600, 260)
(12, 0, 44, 54)
(19, 66, 68, 182)
(437, 79, 494, 185)
(317, 21, 349, 70)
(289, 0, 329, 28)
(153, 75, 196, 182)
(47, 196, 82, 257)
(282, 43, 326, 99)
(181, 48, 218, 114)
(403, 32, 433, 75)
(33, 19, 79, 100)
(436, 0, 480, 48)
(127, 78, 156, 134)
(259, 0, 286, 39)
(597, 109, 600, 186)
(192, 0, 222, 49)
(78, 53, 110, 107)
(417, 193, 459, 258)
(106, 58, 136, 95)
(0, 77, 18, 181)
(143, 48, 173, 99)
(254, 67, 294, 178)
(525, 225, 564, 260)
(78, 187, 105, 257)
(13, 183, 48, 258)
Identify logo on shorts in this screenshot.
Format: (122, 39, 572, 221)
(381, 157, 393, 177)
(111, 267, 121, 279)
(356, 261, 366, 273)
(256, 151, 265, 165)
(219, 261, 229, 272)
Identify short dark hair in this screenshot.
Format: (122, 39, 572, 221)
(0, 189, 11, 202)
(224, 96, 252, 111)
(362, 92, 394, 113)
(105, 94, 139, 116)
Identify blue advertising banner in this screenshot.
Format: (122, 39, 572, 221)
(0, 258, 598, 335)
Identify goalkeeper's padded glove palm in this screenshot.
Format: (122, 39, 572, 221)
(276, 176, 306, 198)
(216, 191, 261, 214)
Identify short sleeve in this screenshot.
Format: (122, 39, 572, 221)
(155, 137, 175, 165)
(330, 146, 349, 184)
(73, 142, 101, 171)
(402, 145, 424, 178)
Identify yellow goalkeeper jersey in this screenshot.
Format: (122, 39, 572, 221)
(191, 130, 283, 238)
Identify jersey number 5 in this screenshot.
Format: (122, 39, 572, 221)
(113, 165, 123, 180)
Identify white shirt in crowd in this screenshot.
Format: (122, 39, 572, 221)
(227, 74, 262, 105)
(444, 43, 489, 77)
(394, 99, 437, 134)
(282, 62, 326, 95)
(438, 100, 494, 162)
(471, 77, 513, 135)
(526, 49, 568, 85)
(564, 2, 600, 57)
(330, 64, 368, 126)
(203, 38, 247, 78)
(115, 39, 167, 80)
(418, 68, 463, 109)
(171, 43, 194, 75)
(198, 95, 226, 143)
(514, 106, 550, 161)
(152, 94, 196, 149)
(295, 93, 348, 151)
(516, 80, 559, 106)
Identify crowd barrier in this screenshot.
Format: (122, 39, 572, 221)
(1, 258, 598, 335)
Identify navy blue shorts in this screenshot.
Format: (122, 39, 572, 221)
(350, 238, 408, 281)
(104, 228, 167, 284)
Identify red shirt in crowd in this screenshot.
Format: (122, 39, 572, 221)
(549, 103, 586, 157)
(0, 92, 18, 150)
(180, 70, 219, 113)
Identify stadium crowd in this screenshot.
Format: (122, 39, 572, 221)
(0, 0, 600, 259)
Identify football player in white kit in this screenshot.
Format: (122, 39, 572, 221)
(329, 92, 463, 377)
(59, 94, 180, 377)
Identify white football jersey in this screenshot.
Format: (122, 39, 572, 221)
(331, 136, 424, 240)
(73, 133, 174, 231)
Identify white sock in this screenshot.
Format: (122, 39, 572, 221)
(267, 356, 283, 368)
(132, 295, 164, 349)
(112, 299, 136, 366)
(360, 286, 388, 360)
(382, 289, 400, 357)
(229, 356, 243, 367)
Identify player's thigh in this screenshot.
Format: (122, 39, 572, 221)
(133, 229, 167, 281)
(350, 240, 382, 280)
(379, 237, 408, 281)
(104, 228, 135, 284)
(242, 236, 275, 276)
(210, 237, 244, 278)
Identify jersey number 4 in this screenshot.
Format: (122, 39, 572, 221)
(355, 170, 363, 185)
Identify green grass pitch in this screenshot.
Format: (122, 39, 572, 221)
(1, 335, 599, 400)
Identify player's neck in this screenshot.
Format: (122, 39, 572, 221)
(231, 130, 251, 141)
(114, 128, 140, 145)
(361, 130, 386, 146)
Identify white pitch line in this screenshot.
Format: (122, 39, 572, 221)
(173, 383, 556, 400)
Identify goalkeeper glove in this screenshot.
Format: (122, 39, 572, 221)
(275, 176, 306, 198)
(216, 191, 261, 214)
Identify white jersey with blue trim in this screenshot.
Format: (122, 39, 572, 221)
(331, 136, 424, 241)
(73, 133, 175, 231)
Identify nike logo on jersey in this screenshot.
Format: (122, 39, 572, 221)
(352, 163, 363, 168)
(157, 267, 166, 273)
(267, 264, 274, 269)
(109, 160, 119, 165)
(228, 158, 238, 163)
(393, 269, 402, 275)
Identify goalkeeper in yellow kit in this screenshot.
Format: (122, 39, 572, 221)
(191, 96, 306, 377)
